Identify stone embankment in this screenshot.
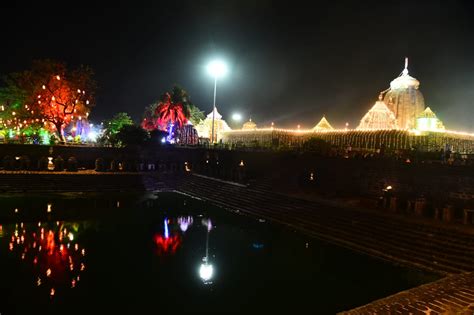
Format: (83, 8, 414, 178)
(340, 272, 474, 314)
(171, 174, 474, 313)
(0, 171, 161, 192)
(173, 174, 474, 275)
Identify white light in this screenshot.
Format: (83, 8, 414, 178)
(207, 60, 228, 78)
(232, 113, 242, 121)
(199, 263, 213, 281)
(88, 131, 98, 142)
(161, 137, 166, 143)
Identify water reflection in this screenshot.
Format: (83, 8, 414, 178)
(154, 217, 182, 255)
(199, 218, 214, 284)
(178, 216, 193, 232)
(6, 220, 87, 298)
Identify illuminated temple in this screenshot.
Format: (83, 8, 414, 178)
(205, 59, 474, 153)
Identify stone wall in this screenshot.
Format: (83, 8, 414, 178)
(1, 144, 473, 219)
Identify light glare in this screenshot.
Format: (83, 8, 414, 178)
(207, 60, 228, 78)
(232, 113, 242, 121)
(199, 263, 213, 281)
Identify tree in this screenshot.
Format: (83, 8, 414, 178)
(145, 85, 206, 130)
(188, 104, 205, 126)
(99, 112, 134, 147)
(141, 103, 158, 131)
(0, 60, 96, 142)
(116, 124, 149, 147)
(155, 92, 189, 129)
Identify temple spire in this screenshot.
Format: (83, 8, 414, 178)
(403, 57, 409, 75)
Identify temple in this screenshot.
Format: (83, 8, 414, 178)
(383, 58, 425, 129)
(216, 58, 474, 153)
(357, 95, 398, 130)
(195, 107, 231, 142)
(313, 116, 334, 131)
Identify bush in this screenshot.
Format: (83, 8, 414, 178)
(95, 158, 105, 172)
(19, 155, 31, 170)
(67, 156, 78, 172)
(54, 156, 65, 171)
(2, 155, 14, 170)
(38, 156, 49, 171)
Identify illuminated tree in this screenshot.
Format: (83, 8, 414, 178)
(35, 67, 94, 141)
(0, 60, 96, 142)
(155, 92, 189, 129)
(143, 86, 205, 131)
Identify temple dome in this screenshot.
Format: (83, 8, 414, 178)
(383, 58, 425, 129)
(389, 69, 420, 90)
(242, 118, 257, 130)
(357, 96, 398, 130)
(312, 116, 334, 131)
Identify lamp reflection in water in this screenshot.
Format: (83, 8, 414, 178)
(178, 216, 193, 232)
(199, 218, 214, 283)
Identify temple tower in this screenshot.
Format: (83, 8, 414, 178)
(383, 58, 425, 129)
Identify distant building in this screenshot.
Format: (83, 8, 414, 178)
(312, 116, 334, 131)
(195, 107, 231, 142)
(242, 118, 257, 130)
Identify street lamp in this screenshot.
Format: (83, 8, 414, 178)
(207, 60, 228, 143)
(231, 113, 242, 122)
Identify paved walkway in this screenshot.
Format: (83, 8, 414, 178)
(340, 272, 474, 314)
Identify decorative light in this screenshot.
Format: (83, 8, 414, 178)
(56, 75, 60, 80)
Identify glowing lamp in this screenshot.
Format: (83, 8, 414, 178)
(232, 113, 242, 121)
(207, 60, 228, 78)
(199, 263, 214, 281)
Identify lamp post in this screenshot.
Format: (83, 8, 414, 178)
(207, 60, 228, 143)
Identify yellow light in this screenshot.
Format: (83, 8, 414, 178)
(42, 85, 46, 89)
(56, 75, 60, 80)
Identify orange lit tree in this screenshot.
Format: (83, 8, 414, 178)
(34, 64, 95, 141)
(0, 60, 96, 142)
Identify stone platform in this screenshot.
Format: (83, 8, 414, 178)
(340, 272, 474, 314)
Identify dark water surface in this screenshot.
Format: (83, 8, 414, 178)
(0, 192, 438, 314)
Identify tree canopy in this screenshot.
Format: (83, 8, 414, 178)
(0, 60, 96, 141)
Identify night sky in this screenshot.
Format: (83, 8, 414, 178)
(2, 1, 474, 131)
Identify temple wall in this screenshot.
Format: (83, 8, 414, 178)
(222, 130, 474, 153)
